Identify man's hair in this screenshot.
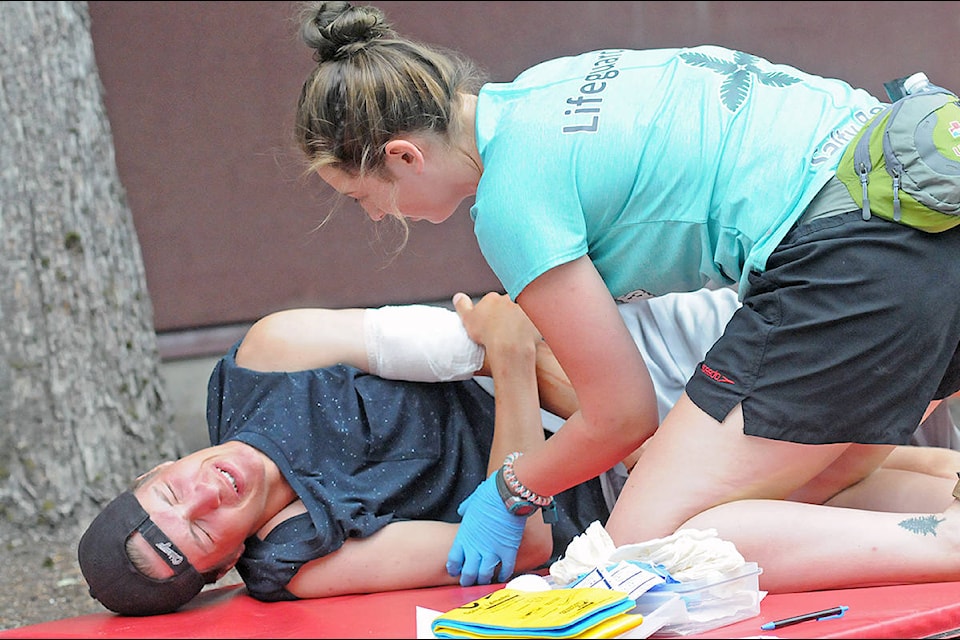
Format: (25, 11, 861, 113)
(125, 534, 232, 584)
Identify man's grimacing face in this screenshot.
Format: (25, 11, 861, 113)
(130, 441, 270, 577)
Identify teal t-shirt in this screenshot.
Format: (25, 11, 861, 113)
(472, 46, 883, 300)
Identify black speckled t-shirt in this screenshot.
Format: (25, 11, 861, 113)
(206, 342, 608, 601)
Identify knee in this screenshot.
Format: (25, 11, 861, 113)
(923, 447, 960, 480)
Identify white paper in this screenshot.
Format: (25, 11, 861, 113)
(416, 605, 442, 639)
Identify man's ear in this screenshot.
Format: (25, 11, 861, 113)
(384, 139, 424, 174)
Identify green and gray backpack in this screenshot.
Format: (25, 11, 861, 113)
(835, 76, 960, 232)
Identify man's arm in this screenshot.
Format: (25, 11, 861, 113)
(235, 307, 368, 372)
(237, 298, 555, 595)
(236, 303, 484, 382)
(283, 294, 555, 595)
(285, 518, 550, 597)
(235, 300, 577, 421)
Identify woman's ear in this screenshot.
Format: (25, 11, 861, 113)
(384, 139, 425, 174)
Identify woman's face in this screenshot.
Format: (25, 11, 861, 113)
(132, 440, 270, 575)
(318, 164, 460, 224)
(317, 135, 478, 225)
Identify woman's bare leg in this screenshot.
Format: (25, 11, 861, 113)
(681, 498, 960, 592)
(606, 393, 960, 592)
(881, 444, 960, 481)
(827, 468, 956, 513)
(606, 394, 860, 542)
(793, 439, 960, 512)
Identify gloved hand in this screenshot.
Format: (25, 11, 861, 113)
(446, 470, 526, 586)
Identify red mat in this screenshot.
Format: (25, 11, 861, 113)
(2, 580, 960, 639)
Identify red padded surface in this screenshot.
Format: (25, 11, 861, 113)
(2, 580, 959, 639)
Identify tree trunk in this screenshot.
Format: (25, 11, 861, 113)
(0, 1, 182, 535)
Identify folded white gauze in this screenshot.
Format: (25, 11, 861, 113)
(550, 521, 745, 585)
(364, 304, 485, 382)
(549, 521, 617, 584)
(608, 528, 746, 583)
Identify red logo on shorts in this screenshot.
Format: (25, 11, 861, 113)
(700, 363, 736, 385)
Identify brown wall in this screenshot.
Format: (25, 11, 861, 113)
(87, 1, 960, 349)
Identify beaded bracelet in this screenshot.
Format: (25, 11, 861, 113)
(501, 452, 554, 507)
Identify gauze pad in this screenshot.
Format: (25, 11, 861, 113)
(364, 304, 485, 382)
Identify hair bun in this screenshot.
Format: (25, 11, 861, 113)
(299, 1, 395, 63)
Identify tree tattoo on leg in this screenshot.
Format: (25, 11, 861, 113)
(899, 515, 945, 536)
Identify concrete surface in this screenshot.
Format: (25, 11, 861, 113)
(160, 355, 223, 452)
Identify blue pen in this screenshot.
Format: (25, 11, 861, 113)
(760, 605, 849, 630)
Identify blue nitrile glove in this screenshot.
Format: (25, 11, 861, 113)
(446, 471, 526, 586)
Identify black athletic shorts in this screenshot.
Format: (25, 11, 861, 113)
(686, 210, 960, 445)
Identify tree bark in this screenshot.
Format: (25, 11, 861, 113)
(0, 1, 182, 534)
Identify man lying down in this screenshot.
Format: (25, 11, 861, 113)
(77, 287, 960, 615)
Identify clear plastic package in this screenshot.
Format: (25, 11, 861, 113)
(640, 562, 764, 636)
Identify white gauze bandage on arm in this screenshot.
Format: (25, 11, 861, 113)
(363, 304, 485, 382)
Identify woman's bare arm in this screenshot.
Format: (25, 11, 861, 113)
(514, 256, 661, 497)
